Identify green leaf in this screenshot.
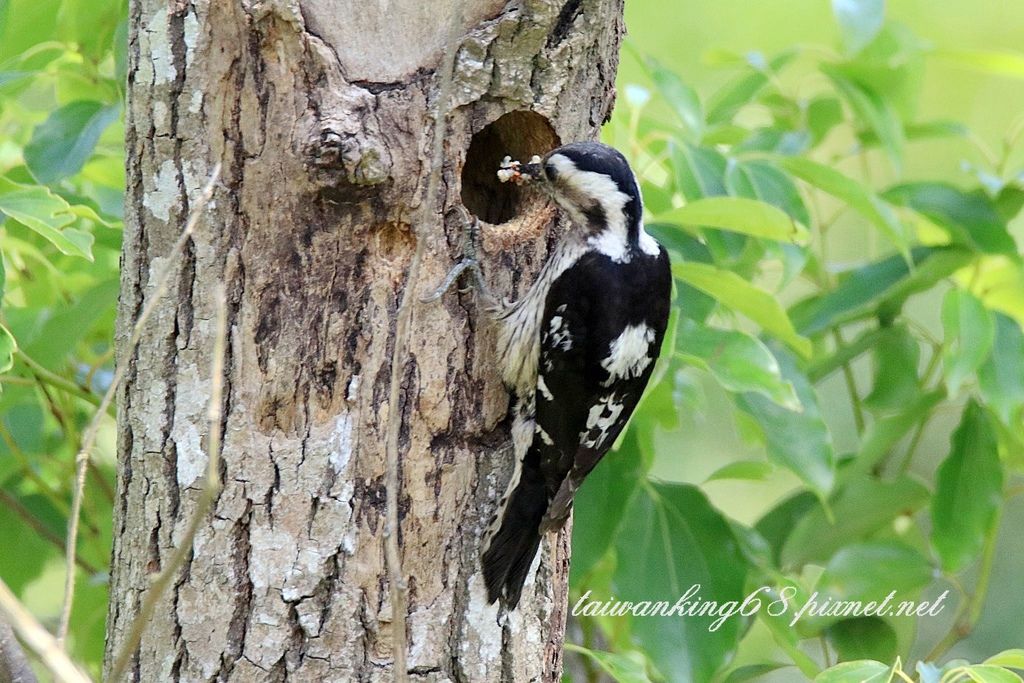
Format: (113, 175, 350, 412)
(613, 483, 749, 683)
(755, 491, 818, 565)
(664, 174, 757, 266)
(995, 186, 1024, 223)
(827, 617, 898, 663)
(832, 0, 885, 55)
(705, 460, 774, 483)
(564, 645, 653, 683)
(675, 319, 799, 408)
(645, 227, 717, 322)
(57, 0, 125, 60)
(884, 183, 1018, 255)
(673, 262, 812, 357)
(978, 315, 1024, 426)
(985, 650, 1024, 670)
(736, 128, 810, 156)
(736, 347, 835, 497)
(67, 567, 111, 678)
(725, 159, 811, 226)
(818, 541, 933, 604)
(22, 278, 119, 367)
(669, 141, 727, 199)
(0, 324, 15, 374)
(571, 430, 646, 582)
(721, 663, 791, 683)
(826, 69, 904, 169)
(758, 581, 823, 678)
(0, 177, 94, 260)
(0, 491, 59, 593)
(646, 56, 704, 141)
(963, 666, 1024, 683)
(778, 157, 908, 255)
(789, 248, 973, 335)
(942, 289, 995, 394)
(931, 400, 1003, 572)
(863, 325, 920, 412)
(839, 24, 927, 120)
(23, 101, 120, 184)
(0, 0, 61, 62)
(781, 474, 930, 568)
(849, 389, 945, 479)
(814, 660, 890, 683)
(808, 97, 844, 144)
(938, 49, 1024, 79)
(706, 50, 798, 124)
(659, 196, 808, 244)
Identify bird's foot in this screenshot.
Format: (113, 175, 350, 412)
(421, 213, 498, 306)
(421, 256, 492, 303)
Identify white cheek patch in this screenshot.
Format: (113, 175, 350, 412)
(548, 155, 633, 215)
(546, 152, 662, 261)
(601, 324, 655, 386)
(547, 153, 633, 262)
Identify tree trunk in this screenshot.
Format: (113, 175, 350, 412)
(106, 0, 623, 680)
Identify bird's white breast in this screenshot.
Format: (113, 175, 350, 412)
(496, 239, 585, 397)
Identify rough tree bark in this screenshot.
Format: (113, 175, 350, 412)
(106, 0, 623, 680)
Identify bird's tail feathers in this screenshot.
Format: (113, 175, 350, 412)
(481, 463, 547, 608)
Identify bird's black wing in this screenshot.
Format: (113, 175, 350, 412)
(532, 249, 671, 529)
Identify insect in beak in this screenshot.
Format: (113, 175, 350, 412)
(497, 155, 545, 185)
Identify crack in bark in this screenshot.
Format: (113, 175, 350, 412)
(214, 500, 254, 680)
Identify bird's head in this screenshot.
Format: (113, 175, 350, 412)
(501, 141, 643, 236)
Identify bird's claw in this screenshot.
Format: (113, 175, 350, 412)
(422, 210, 499, 305)
(421, 256, 492, 304)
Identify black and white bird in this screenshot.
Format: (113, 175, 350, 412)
(472, 141, 673, 608)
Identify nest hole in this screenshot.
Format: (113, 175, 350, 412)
(461, 111, 559, 225)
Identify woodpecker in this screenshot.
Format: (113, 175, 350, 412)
(427, 141, 672, 609)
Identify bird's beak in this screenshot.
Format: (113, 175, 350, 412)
(518, 158, 545, 182)
(497, 155, 546, 186)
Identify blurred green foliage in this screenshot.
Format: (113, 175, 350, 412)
(1, 0, 1023, 682)
(0, 0, 125, 676)
(569, 1, 1024, 682)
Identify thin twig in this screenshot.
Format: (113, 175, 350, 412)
(0, 578, 90, 683)
(15, 352, 106, 411)
(895, 345, 943, 474)
(107, 284, 227, 683)
(832, 328, 865, 435)
(57, 164, 222, 646)
(381, 7, 464, 679)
